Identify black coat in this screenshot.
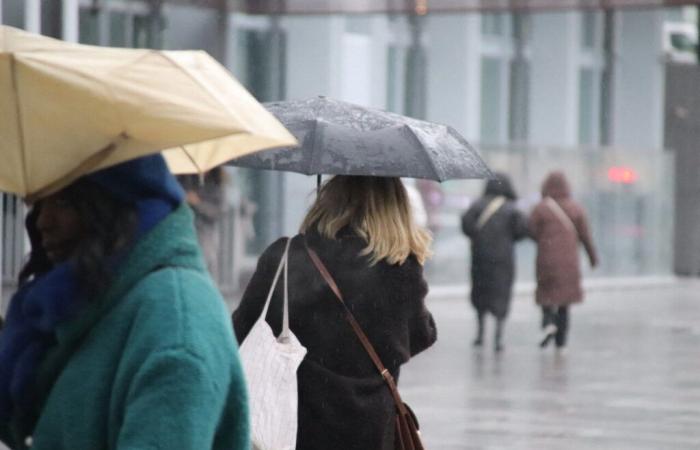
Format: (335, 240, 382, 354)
(461, 195, 529, 318)
(232, 230, 437, 450)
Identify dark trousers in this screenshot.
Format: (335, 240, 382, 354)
(541, 306, 569, 347)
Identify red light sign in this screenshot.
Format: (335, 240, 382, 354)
(607, 166, 638, 184)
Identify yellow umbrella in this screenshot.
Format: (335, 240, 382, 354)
(0, 26, 297, 200)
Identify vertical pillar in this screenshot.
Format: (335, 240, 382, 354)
(405, 14, 427, 119)
(25, 0, 41, 33)
(696, 5, 700, 64)
(509, 12, 530, 142)
(146, 0, 164, 49)
(62, 0, 79, 42)
(215, 0, 230, 66)
(600, 9, 616, 145)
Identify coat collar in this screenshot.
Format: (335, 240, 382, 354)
(10, 205, 206, 444)
(53, 203, 203, 346)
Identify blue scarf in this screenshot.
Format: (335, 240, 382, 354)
(0, 199, 174, 420)
(0, 154, 185, 420)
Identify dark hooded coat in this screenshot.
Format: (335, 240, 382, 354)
(529, 172, 598, 306)
(461, 173, 529, 318)
(232, 229, 437, 450)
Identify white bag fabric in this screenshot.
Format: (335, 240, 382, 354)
(239, 238, 307, 450)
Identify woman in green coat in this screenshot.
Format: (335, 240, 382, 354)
(0, 155, 249, 450)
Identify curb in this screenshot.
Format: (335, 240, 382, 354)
(427, 275, 684, 301)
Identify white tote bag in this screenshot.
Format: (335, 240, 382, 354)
(239, 238, 307, 450)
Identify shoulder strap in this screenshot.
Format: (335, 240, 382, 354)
(544, 197, 577, 235)
(304, 243, 409, 415)
(260, 237, 293, 339)
(476, 196, 506, 230)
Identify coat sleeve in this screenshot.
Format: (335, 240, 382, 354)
(232, 238, 287, 343)
(574, 208, 599, 267)
(511, 207, 530, 241)
(407, 265, 437, 357)
(527, 204, 543, 241)
(460, 205, 480, 238)
(116, 348, 238, 450)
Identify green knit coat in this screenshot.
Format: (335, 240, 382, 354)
(0, 205, 250, 450)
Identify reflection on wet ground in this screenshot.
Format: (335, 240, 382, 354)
(400, 280, 700, 449)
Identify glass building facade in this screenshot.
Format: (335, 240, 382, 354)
(0, 1, 683, 304)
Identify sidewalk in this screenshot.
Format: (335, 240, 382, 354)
(428, 275, 681, 301)
(400, 279, 700, 449)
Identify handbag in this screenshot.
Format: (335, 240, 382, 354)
(304, 244, 426, 450)
(239, 237, 307, 450)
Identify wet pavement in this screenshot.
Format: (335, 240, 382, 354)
(399, 279, 700, 449)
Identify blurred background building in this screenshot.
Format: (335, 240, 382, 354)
(1, 0, 698, 302)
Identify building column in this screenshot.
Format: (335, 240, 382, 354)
(62, 0, 79, 42)
(529, 11, 578, 146)
(509, 12, 530, 142)
(425, 14, 479, 140)
(25, 0, 41, 33)
(600, 9, 616, 146)
(405, 15, 427, 119)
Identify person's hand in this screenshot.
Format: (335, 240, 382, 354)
(186, 191, 201, 206)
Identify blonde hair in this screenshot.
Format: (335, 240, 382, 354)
(300, 176, 432, 265)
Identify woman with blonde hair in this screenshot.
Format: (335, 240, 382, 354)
(233, 175, 437, 450)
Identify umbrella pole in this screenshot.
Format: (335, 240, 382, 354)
(316, 174, 322, 195)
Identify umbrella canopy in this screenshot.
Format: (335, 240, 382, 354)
(228, 96, 491, 181)
(0, 26, 297, 200)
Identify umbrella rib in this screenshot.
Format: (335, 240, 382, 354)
(158, 51, 247, 132)
(180, 145, 204, 174)
(403, 125, 443, 181)
(9, 54, 30, 195)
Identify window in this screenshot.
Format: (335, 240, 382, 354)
(480, 57, 504, 144)
(1, 0, 24, 28)
(581, 11, 597, 49)
(578, 68, 597, 145)
(482, 13, 505, 36)
(386, 45, 407, 114)
(78, 2, 161, 48)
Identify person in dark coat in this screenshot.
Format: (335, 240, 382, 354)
(529, 171, 598, 350)
(233, 175, 437, 450)
(461, 173, 529, 352)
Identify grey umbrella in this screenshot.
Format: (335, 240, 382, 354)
(228, 96, 492, 181)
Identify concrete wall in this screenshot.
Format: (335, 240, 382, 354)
(425, 14, 481, 141)
(529, 11, 579, 147)
(613, 9, 665, 149)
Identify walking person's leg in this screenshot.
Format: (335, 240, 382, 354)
(540, 306, 557, 348)
(494, 317, 505, 352)
(473, 310, 485, 347)
(555, 306, 569, 348)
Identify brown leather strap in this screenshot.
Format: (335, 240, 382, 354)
(304, 243, 409, 415)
